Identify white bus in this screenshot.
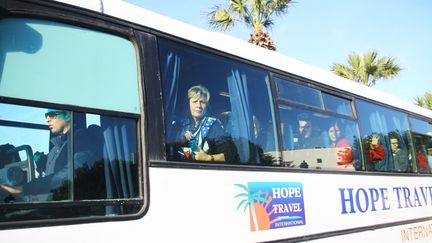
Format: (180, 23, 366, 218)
(1, 0, 431, 242)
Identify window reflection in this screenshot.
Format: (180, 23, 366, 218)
(160, 39, 279, 165)
(278, 105, 361, 170)
(322, 93, 353, 117)
(0, 103, 139, 208)
(409, 117, 432, 173)
(356, 100, 414, 172)
(275, 78, 323, 109)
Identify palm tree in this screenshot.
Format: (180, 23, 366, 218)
(331, 50, 402, 87)
(414, 91, 432, 110)
(234, 183, 268, 231)
(207, 0, 295, 51)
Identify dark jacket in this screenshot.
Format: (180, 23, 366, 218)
(23, 132, 70, 199)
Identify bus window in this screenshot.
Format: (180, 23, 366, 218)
(356, 99, 414, 173)
(275, 77, 323, 109)
(409, 117, 432, 173)
(0, 17, 141, 222)
(277, 105, 361, 170)
(159, 39, 279, 165)
(322, 92, 354, 117)
(0, 103, 139, 220)
(0, 18, 139, 114)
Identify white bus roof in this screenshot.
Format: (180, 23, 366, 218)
(56, 0, 432, 119)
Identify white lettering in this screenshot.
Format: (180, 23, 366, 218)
(272, 203, 302, 213)
(272, 187, 302, 199)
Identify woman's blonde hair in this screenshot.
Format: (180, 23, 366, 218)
(188, 85, 210, 102)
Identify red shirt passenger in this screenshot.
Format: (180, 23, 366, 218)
(367, 134, 386, 171)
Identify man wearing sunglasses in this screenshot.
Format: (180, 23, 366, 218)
(0, 109, 71, 200)
(41, 109, 71, 179)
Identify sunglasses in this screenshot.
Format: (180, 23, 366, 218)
(45, 111, 63, 119)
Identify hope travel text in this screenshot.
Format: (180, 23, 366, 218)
(339, 186, 432, 214)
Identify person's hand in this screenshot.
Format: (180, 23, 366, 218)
(336, 147, 353, 167)
(184, 131, 193, 141)
(194, 147, 212, 161)
(0, 184, 23, 194)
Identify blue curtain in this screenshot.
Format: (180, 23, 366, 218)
(226, 69, 253, 163)
(162, 52, 181, 142)
(102, 117, 136, 200)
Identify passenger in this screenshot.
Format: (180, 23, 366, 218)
(416, 146, 429, 173)
(428, 149, 432, 170)
(294, 113, 325, 149)
(366, 133, 387, 171)
(389, 132, 409, 172)
(170, 85, 237, 162)
(0, 109, 71, 200)
(327, 121, 353, 168)
(327, 121, 349, 148)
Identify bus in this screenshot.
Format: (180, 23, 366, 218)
(1, 0, 431, 242)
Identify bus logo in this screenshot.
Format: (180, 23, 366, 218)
(235, 182, 306, 231)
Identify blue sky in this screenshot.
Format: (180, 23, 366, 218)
(125, 0, 431, 104)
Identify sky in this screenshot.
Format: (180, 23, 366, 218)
(125, 0, 432, 104)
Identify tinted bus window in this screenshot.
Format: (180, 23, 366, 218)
(322, 92, 354, 117)
(0, 103, 139, 221)
(275, 78, 323, 109)
(159, 39, 279, 165)
(356, 100, 413, 173)
(278, 105, 362, 170)
(0, 18, 139, 114)
(409, 117, 432, 173)
(0, 17, 141, 222)
(410, 117, 432, 135)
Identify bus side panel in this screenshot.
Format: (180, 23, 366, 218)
(1, 167, 431, 242)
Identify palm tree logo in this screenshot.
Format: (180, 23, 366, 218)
(234, 183, 269, 231)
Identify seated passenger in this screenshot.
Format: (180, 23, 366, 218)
(366, 133, 387, 171)
(294, 113, 325, 149)
(389, 132, 409, 172)
(0, 109, 72, 201)
(327, 121, 353, 168)
(169, 85, 237, 162)
(416, 146, 430, 173)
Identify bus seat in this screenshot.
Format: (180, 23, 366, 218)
(0, 143, 20, 169)
(74, 125, 104, 168)
(74, 125, 106, 200)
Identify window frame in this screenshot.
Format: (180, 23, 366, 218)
(0, 98, 143, 228)
(150, 32, 432, 177)
(0, 0, 146, 229)
(157, 37, 279, 165)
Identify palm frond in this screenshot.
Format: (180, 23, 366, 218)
(414, 96, 425, 107)
(236, 199, 249, 211)
(332, 50, 401, 87)
(234, 192, 249, 198)
(331, 63, 356, 81)
(234, 183, 249, 192)
(208, 5, 236, 31)
(379, 57, 402, 78)
(414, 91, 432, 110)
(206, 0, 295, 50)
(265, 0, 294, 16)
(230, 0, 248, 16)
